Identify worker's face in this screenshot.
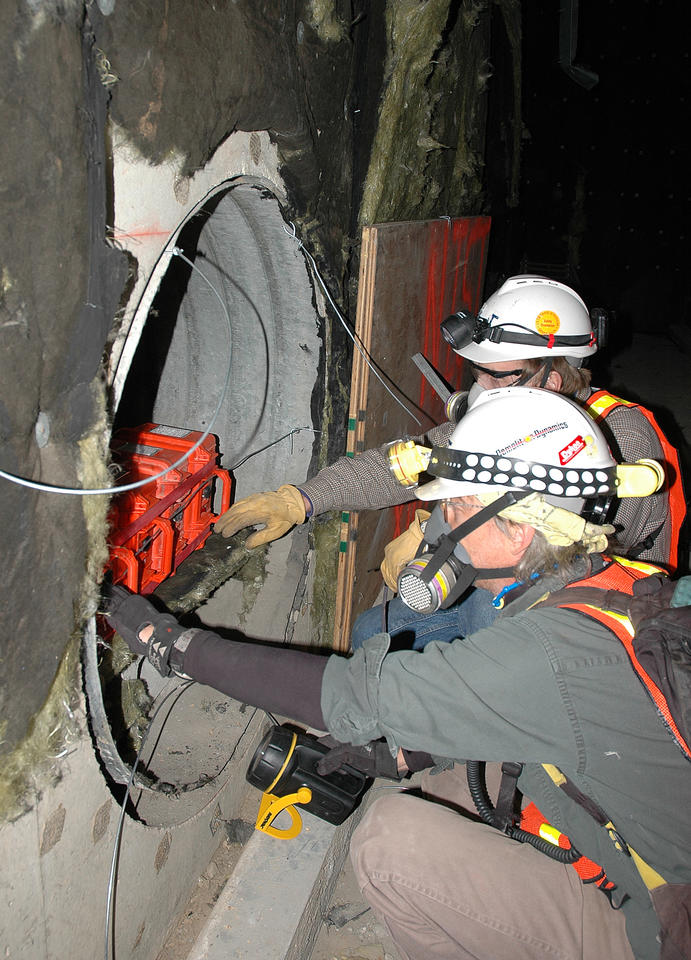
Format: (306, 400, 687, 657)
(469, 359, 562, 392)
(442, 496, 532, 589)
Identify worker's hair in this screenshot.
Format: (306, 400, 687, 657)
(493, 516, 605, 581)
(522, 356, 592, 395)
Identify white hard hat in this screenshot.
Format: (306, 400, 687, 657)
(442, 275, 597, 364)
(415, 386, 615, 515)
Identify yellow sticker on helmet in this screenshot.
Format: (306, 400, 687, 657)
(535, 310, 561, 334)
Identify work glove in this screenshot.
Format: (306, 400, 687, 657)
(214, 484, 307, 548)
(102, 584, 194, 678)
(380, 508, 431, 590)
(316, 737, 403, 780)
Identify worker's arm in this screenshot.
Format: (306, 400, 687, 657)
(299, 420, 454, 515)
(104, 585, 435, 778)
(105, 585, 327, 728)
(215, 421, 455, 546)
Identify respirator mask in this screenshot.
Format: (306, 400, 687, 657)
(396, 492, 525, 614)
(386, 385, 665, 616)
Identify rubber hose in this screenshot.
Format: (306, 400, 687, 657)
(466, 760, 581, 864)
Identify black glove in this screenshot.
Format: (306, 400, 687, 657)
(316, 737, 403, 780)
(102, 584, 194, 677)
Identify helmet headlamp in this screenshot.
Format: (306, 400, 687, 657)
(440, 309, 479, 351)
(441, 310, 597, 354)
(386, 436, 664, 502)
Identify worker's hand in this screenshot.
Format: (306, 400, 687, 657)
(102, 584, 192, 677)
(316, 737, 404, 780)
(214, 484, 307, 548)
(380, 508, 431, 590)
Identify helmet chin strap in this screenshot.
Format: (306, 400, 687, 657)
(417, 491, 529, 608)
(513, 358, 553, 388)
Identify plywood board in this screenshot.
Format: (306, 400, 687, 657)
(333, 217, 491, 651)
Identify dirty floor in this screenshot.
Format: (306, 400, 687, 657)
(154, 778, 402, 960)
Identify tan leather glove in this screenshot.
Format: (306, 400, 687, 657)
(214, 484, 306, 548)
(380, 509, 431, 591)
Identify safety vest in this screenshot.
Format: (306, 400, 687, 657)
(584, 389, 686, 572)
(522, 555, 681, 898)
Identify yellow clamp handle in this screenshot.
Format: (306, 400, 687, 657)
(255, 787, 313, 840)
(615, 459, 665, 498)
(387, 440, 432, 487)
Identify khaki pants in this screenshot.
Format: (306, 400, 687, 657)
(350, 765, 635, 960)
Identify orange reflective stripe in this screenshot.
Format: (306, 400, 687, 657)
(520, 801, 612, 885)
(564, 554, 663, 591)
(559, 600, 691, 760)
(556, 557, 691, 761)
(585, 390, 686, 572)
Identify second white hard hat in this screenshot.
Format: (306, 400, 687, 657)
(443, 274, 598, 364)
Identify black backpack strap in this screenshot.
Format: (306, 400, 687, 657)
(625, 521, 666, 560)
(494, 761, 523, 831)
(535, 585, 631, 616)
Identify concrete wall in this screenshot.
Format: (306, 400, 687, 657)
(0, 3, 492, 956)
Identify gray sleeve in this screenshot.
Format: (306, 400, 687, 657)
(598, 404, 671, 563)
(321, 612, 578, 764)
(299, 420, 455, 515)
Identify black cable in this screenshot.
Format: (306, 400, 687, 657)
(104, 679, 195, 960)
(465, 760, 581, 864)
(381, 585, 389, 634)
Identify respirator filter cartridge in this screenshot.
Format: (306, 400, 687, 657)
(397, 555, 460, 614)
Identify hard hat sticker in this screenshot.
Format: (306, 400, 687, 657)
(535, 310, 561, 335)
(496, 420, 568, 457)
(559, 436, 586, 465)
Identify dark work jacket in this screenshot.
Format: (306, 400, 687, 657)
(320, 571, 691, 959)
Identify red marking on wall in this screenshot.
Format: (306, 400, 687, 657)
(111, 228, 172, 240)
(396, 216, 491, 534)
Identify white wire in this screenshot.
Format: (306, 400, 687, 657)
(0, 248, 232, 496)
(283, 223, 422, 426)
(2, 224, 423, 496)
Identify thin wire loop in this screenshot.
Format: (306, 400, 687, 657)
(283, 222, 422, 426)
(0, 248, 231, 496)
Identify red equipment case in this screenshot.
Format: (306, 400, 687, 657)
(106, 423, 232, 595)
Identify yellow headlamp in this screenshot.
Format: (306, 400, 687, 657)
(614, 459, 665, 498)
(386, 440, 432, 487)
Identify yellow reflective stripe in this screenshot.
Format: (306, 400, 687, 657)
(580, 604, 635, 636)
(538, 823, 563, 846)
(604, 820, 666, 890)
(586, 391, 635, 419)
(610, 554, 666, 577)
(629, 847, 667, 891)
(542, 763, 567, 787)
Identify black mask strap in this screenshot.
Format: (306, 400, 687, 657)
(418, 491, 530, 585)
(538, 358, 553, 387)
(511, 358, 552, 388)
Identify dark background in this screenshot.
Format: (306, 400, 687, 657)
(487, 0, 688, 340)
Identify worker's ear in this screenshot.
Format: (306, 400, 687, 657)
(544, 368, 563, 392)
(499, 519, 535, 561)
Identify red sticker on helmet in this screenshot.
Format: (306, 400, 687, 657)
(559, 436, 585, 464)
